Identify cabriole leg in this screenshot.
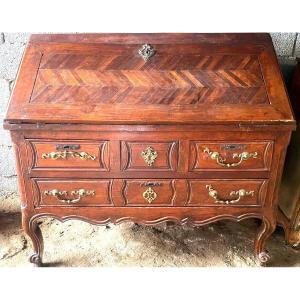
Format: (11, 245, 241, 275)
(22, 213, 44, 266)
(254, 215, 276, 265)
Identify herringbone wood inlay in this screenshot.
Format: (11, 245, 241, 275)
(30, 53, 269, 105)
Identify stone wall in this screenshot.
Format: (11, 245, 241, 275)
(271, 33, 299, 83)
(0, 32, 299, 192)
(0, 33, 30, 191)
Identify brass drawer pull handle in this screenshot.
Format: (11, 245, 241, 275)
(138, 44, 155, 61)
(42, 150, 96, 161)
(44, 189, 95, 204)
(206, 185, 254, 204)
(141, 146, 158, 166)
(142, 187, 157, 204)
(203, 147, 257, 167)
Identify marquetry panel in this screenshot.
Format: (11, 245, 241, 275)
(30, 53, 269, 106)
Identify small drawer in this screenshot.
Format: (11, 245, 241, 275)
(121, 141, 178, 171)
(189, 141, 273, 171)
(33, 179, 113, 206)
(187, 179, 267, 206)
(27, 140, 109, 170)
(122, 179, 176, 206)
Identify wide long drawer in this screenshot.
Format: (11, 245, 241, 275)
(26, 135, 274, 175)
(32, 178, 268, 207)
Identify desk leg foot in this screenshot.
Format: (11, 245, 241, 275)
(258, 251, 270, 264)
(30, 253, 43, 267)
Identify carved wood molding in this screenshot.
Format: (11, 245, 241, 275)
(29, 212, 263, 228)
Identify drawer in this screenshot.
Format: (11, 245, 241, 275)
(189, 141, 273, 171)
(186, 179, 268, 206)
(33, 179, 113, 206)
(32, 178, 267, 207)
(27, 140, 109, 170)
(121, 141, 178, 171)
(122, 179, 176, 206)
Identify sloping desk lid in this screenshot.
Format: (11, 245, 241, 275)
(4, 33, 295, 126)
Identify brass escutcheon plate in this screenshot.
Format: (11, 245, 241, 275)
(141, 146, 158, 166)
(142, 187, 157, 204)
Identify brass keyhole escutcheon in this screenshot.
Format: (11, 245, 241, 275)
(138, 44, 155, 61)
(141, 146, 158, 166)
(142, 187, 157, 204)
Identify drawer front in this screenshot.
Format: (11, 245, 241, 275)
(32, 178, 267, 207)
(28, 140, 109, 170)
(122, 179, 176, 206)
(190, 141, 273, 171)
(121, 141, 178, 171)
(187, 179, 267, 206)
(34, 179, 113, 206)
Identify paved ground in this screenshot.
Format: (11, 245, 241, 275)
(0, 192, 299, 267)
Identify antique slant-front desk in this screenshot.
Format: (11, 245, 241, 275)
(3, 33, 295, 265)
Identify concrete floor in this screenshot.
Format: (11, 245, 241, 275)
(0, 192, 300, 267)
